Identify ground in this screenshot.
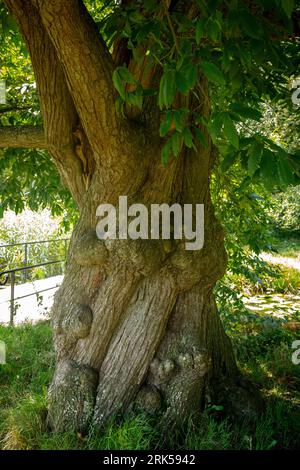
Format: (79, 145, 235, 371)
(0, 238, 299, 450)
(0, 275, 62, 325)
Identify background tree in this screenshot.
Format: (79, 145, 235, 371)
(0, 0, 299, 433)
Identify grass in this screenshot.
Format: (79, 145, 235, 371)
(0, 322, 53, 450)
(0, 237, 299, 450)
(275, 237, 300, 259)
(225, 263, 300, 296)
(0, 316, 300, 450)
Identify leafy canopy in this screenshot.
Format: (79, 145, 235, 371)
(0, 0, 299, 220)
(104, 0, 300, 187)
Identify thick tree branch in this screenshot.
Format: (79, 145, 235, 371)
(35, 0, 120, 159)
(4, 0, 144, 204)
(0, 125, 46, 149)
(4, 0, 90, 208)
(4, 1, 77, 151)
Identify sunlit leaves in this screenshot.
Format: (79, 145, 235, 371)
(0, 148, 77, 220)
(1, 0, 299, 211)
(0, 2, 76, 220)
(107, 0, 299, 175)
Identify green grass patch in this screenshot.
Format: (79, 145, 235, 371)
(275, 237, 300, 259)
(0, 280, 300, 450)
(1, 310, 300, 450)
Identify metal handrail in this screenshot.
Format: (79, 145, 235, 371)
(0, 259, 64, 275)
(0, 237, 69, 281)
(0, 238, 69, 249)
(0, 259, 66, 326)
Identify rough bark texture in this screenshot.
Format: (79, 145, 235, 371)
(3, 0, 262, 433)
(0, 125, 46, 148)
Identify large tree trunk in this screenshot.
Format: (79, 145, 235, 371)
(46, 138, 249, 432)
(3, 0, 262, 434)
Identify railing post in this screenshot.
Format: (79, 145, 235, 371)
(23, 242, 28, 281)
(10, 271, 15, 326)
(64, 239, 68, 274)
(64, 239, 68, 259)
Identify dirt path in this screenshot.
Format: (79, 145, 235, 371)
(0, 275, 63, 325)
(261, 252, 300, 272)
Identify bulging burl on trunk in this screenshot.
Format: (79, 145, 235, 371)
(44, 118, 263, 430)
(47, 188, 262, 432)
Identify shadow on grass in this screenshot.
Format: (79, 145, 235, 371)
(0, 320, 300, 450)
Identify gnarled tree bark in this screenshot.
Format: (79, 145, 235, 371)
(3, 0, 262, 433)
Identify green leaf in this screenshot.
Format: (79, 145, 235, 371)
(223, 114, 239, 149)
(112, 69, 126, 100)
(175, 64, 198, 94)
(175, 71, 190, 95)
(117, 66, 136, 84)
(171, 132, 183, 157)
(193, 127, 208, 148)
(239, 12, 262, 39)
(229, 104, 262, 121)
(207, 18, 221, 41)
(259, 149, 276, 189)
(158, 69, 176, 109)
(142, 88, 157, 97)
(195, 19, 205, 44)
(161, 139, 172, 165)
(221, 152, 237, 171)
(112, 67, 137, 101)
(201, 61, 226, 86)
(126, 90, 143, 109)
(161, 132, 183, 164)
(115, 96, 125, 115)
(160, 111, 172, 137)
(173, 109, 188, 132)
(280, 0, 294, 18)
(247, 142, 263, 176)
(207, 113, 223, 143)
(183, 127, 195, 149)
(277, 153, 295, 186)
